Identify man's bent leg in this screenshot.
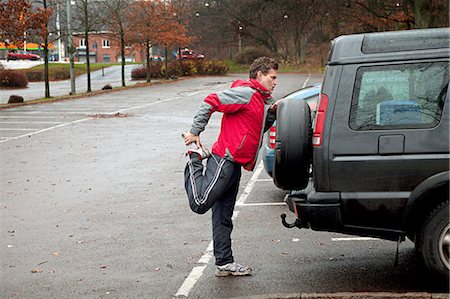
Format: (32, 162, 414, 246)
(184, 154, 237, 214)
(212, 163, 241, 266)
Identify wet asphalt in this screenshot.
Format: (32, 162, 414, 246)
(1, 73, 448, 298)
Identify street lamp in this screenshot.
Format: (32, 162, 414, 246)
(238, 26, 243, 53)
(66, 0, 75, 95)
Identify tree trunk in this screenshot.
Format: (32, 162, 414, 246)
(146, 40, 151, 83)
(164, 47, 169, 80)
(85, 31, 91, 92)
(84, 1, 91, 92)
(121, 31, 125, 87)
(43, 0, 50, 98)
(412, 0, 432, 28)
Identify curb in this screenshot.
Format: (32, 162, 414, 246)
(230, 293, 449, 299)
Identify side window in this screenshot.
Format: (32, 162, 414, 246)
(350, 62, 448, 130)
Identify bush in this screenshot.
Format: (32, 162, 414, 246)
(0, 69, 28, 88)
(131, 63, 163, 80)
(26, 71, 44, 82)
(53, 71, 70, 80)
(202, 60, 229, 75)
(233, 47, 273, 65)
(162, 60, 229, 77)
(23, 70, 69, 82)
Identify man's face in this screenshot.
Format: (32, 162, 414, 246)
(256, 68, 277, 94)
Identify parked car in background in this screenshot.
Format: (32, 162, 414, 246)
(177, 48, 205, 60)
(150, 55, 163, 62)
(262, 83, 321, 176)
(7, 51, 40, 61)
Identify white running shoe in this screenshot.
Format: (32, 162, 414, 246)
(182, 132, 210, 160)
(215, 262, 252, 277)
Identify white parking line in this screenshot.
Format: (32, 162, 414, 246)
(175, 211, 239, 297)
(187, 91, 201, 96)
(0, 96, 181, 143)
(256, 178, 273, 182)
(175, 163, 263, 298)
(237, 202, 285, 207)
(302, 74, 312, 88)
(0, 116, 74, 119)
(235, 162, 264, 207)
(0, 121, 64, 124)
(0, 128, 40, 131)
(331, 237, 380, 241)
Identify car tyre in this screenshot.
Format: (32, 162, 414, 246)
(273, 99, 312, 190)
(417, 200, 449, 278)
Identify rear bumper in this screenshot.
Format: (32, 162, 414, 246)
(283, 180, 406, 240)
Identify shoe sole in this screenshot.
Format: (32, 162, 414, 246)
(215, 270, 252, 277)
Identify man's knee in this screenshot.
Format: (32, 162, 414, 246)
(190, 202, 209, 215)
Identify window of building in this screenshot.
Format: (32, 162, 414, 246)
(79, 39, 86, 48)
(103, 54, 110, 62)
(102, 40, 110, 48)
(349, 62, 448, 130)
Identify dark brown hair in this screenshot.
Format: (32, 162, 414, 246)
(249, 56, 279, 79)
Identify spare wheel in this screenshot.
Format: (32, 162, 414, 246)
(273, 99, 312, 190)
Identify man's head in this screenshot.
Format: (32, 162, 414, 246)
(249, 57, 278, 94)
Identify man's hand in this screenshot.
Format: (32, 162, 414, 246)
(269, 99, 283, 112)
(183, 132, 201, 147)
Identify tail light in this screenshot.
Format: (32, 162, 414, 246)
(312, 93, 329, 146)
(269, 126, 276, 149)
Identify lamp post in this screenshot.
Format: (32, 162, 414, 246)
(238, 26, 243, 53)
(66, 0, 75, 95)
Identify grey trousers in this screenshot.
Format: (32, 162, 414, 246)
(184, 153, 242, 266)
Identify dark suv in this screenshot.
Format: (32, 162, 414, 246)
(273, 28, 449, 278)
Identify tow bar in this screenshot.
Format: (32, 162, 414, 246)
(281, 213, 303, 229)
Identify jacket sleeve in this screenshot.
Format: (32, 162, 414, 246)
(264, 108, 276, 132)
(190, 101, 213, 136)
(190, 87, 254, 135)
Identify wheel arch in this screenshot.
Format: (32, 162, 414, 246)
(402, 171, 450, 237)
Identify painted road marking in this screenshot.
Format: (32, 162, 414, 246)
(175, 211, 240, 297)
(302, 74, 312, 88)
(238, 202, 285, 207)
(0, 96, 181, 143)
(0, 128, 40, 131)
(0, 116, 75, 119)
(331, 237, 380, 241)
(235, 162, 264, 207)
(187, 91, 201, 96)
(175, 163, 263, 297)
(256, 178, 273, 182)
(0, 121, 64, 124)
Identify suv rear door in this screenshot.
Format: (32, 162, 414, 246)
(326, 59, 449, 229)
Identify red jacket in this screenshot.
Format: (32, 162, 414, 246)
(190, 79, 275, 170)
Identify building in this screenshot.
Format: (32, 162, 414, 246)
(72, 32, 146, 63)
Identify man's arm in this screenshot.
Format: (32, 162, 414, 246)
(264, 99, 283, 132)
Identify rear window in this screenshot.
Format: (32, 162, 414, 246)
(349, 61, 448, 131)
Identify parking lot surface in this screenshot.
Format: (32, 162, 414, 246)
(1, 74, 447, 298)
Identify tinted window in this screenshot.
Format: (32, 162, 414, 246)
(350, 62, 448, 130)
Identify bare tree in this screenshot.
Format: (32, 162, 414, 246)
(72, 0, 106, 92)
(103, 0, 131, 87)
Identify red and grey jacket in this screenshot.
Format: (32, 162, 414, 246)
(190, 78, 276, 171)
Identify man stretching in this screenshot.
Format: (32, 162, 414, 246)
(183, 57, 279, 277)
